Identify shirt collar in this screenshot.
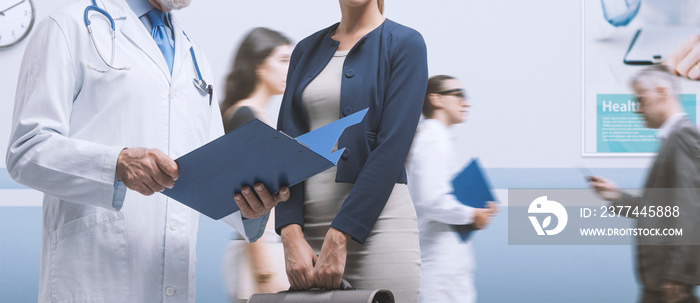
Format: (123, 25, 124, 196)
(656, 112, 686, 140)
(125, 0, 155, 18)
(422, 119, 455, 140)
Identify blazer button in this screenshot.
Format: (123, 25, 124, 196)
(342, 107, 353, 116)
(341, 149, 350, 159)
(345, 70, 355, 78)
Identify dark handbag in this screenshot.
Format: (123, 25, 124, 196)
(247, 279, 394, 303)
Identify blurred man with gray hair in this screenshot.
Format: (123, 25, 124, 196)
(591, 65, 700, 303)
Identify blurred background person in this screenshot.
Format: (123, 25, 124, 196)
(220, 27, 292, 303)
(274, 0, 428, 301)
(590, 65, 700, 303)
(406, 75, 497, 303)
(600, 0, 700, 80)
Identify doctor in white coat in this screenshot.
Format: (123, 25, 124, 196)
(5, 0, 288, 302)
(406, 75, 496, 303)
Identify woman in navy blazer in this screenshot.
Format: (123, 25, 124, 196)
(275, 0, 428, 301)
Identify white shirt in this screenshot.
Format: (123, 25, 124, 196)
(656, 112, 686, 140)
(5, 0, 264, 301)
(406, 119, 477, 303)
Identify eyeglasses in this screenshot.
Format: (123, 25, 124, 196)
(433, 88, 466, 99)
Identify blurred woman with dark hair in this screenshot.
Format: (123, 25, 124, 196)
(221, 27, 292, 303)
(221, 27, 292, 131)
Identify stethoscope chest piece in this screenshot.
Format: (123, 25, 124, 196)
(193, 78, 213, 105)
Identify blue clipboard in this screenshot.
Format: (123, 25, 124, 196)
(162, 108, 368, 220)
(450, 158, 496, 241)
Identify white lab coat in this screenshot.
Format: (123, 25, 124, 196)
(406, 119, 477, 303)
(5, 0, 264, 302)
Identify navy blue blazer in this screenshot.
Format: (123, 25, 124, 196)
(275, 19, 428, 243)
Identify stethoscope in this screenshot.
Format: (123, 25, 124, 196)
(83, 0, 213, 104)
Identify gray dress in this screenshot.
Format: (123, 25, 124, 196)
(301, 50, 421, 302)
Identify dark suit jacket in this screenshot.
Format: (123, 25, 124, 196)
(614, 118, 700, 289)
(275, 19, 428, 243)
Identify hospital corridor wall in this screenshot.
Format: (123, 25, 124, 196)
(0, 1, 664, 302)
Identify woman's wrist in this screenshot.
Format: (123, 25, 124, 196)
(327, 227, 351, 244)
(281, 224, 303, 242)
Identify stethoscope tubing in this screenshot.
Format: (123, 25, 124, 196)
(84, 3, 129, 72)
(82, 1, 212, 101)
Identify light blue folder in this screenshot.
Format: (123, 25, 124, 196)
(162, 108, 368, 220)
(451, 158, 496, 241)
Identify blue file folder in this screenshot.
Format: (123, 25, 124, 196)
(451, 158, 496, 241)
(162, 108, 368, 220)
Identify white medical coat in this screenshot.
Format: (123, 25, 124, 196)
(5, 0, 264, 302)
(406, 119, 477, 303)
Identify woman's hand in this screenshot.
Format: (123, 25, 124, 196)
(314, 227, 350, 289)
(281, 225, 317, 290)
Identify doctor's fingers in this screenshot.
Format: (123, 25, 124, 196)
(142, 175, 168, 195)
(153, 152, 179, 181)
(253, 183, 275, 209)
(242, 186, 266, 211)
(673, 44, 700, 79)
(668, 35, 700, 75)
(234, 192, 260, 219)
(129, 180, 158, 196)
(120, 169, 163, 195)
(276, 186, 290, 203)
(254, 183, 289, 210)
(134, 162, 175, 192)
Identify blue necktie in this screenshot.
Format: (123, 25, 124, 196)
(146, 9, 174, 74)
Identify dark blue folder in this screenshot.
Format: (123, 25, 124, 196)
(451, 158, 496, 241)
(162, 108, 368, 220)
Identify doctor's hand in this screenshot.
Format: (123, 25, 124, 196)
(589, 176, 622, 202)
(314, 227, 349, 290)
(667, 34, 700, 80)
(235, 184, 289, 219)
(281, 224, 318, 290)
(116, 148, 178, 196)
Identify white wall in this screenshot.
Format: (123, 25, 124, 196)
(0, 1, 661, 302)
(0, 0, 655, 179)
